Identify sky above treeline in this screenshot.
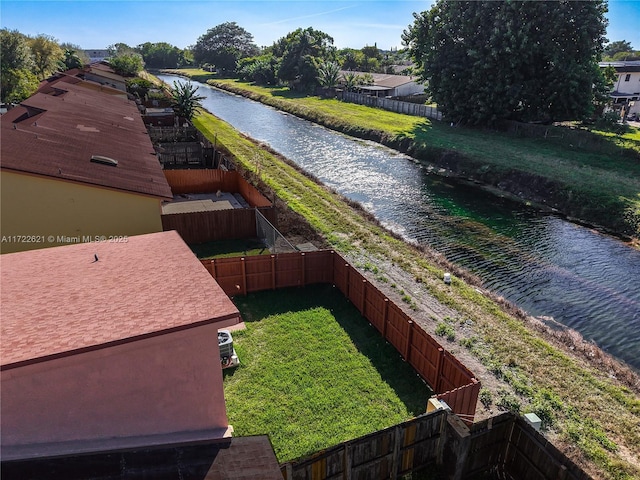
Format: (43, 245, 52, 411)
(1, 0, 638, 51)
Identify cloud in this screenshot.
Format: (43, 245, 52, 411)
(262, 4, 358, 25)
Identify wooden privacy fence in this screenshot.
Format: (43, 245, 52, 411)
(462, 413, 592, 480)
(162, 207, 275, 244)
(281, 411, 592, 480)
(163, 169, 271, 207)
(201, 250, 480, 424)
(342, 92, 443, 121)
(281, 409, 448, 480)
(162, 169, 275, 244)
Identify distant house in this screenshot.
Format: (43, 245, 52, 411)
(82, 61, 128, 91)
(0, 74, 172, 253)
(0, 230, 243, 461)
(340, 71, 426, 97)
(84, 49, 110, 63)
(600, 61, 640, 116)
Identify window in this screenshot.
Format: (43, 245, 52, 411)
(625, 74, 631, 82)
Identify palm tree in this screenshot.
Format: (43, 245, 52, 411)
(342, 71, 362, 92)
(317, 61, 341, 89)
(170, 81, 205, 122)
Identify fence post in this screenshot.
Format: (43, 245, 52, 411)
(435, 348, 445, 392)
(361, 279, 367, 314)
(343, 443, 352, 480)
(301, 252, 306, 286)
(240, 257, 247, 295)
(271, 255, 276, 290)
(382, 298, 389, 338)
(345, 263, 351, 299)
(405, 320, 414, 362)
(211, 259, 217, 279)
(391, 425, 402, 480)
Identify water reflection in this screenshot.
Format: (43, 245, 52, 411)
(158, 75, 640, 369)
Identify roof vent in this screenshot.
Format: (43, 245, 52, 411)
(90, 155, 118, 167)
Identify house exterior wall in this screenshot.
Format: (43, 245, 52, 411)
(0, 171, 163, 253)
(1, 323, 229, 459)
(613, 71, 640, 95)
(394, 81, 425, 97)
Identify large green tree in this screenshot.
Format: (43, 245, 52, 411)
(0, 28, 38, 103)
(108, 52, 145, 76)
(137, 42, 187, 68)
(193, 22, 259, 74)
(403, 0, 608, 124)
(275, 27, 336, 91)
(28, 34, 63, 80)
(603, 40, 633, 59)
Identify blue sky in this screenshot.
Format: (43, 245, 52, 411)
(1, 0, 638, 51)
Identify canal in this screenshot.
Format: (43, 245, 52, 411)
(158, 75, 640, 370)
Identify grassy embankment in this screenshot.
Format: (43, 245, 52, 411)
(168, 68, 640, 240)
(186, 97, 640, 478)
(225, 285, 432, 462)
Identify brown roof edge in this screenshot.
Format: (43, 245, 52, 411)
(0, 312, 240, 371)
(0, 168, 173, 201)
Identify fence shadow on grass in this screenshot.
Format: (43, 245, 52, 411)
(231, 284, 432, 416)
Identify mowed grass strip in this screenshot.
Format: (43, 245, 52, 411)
(224, 285, 431, 462)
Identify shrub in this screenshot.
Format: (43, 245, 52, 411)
(497, 390, 521, 414)
(479, 388, 493, 408)
(435, 322, 455, 341)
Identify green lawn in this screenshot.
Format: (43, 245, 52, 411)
(224, 285, 432, 462)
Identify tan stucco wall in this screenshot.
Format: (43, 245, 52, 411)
(1, 323, 229, 459)
(1, 171, 163, 253)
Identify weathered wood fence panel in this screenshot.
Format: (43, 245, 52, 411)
(342, 92, 443, 121)
(282, 412, 592, 480)
(460, 413, 592, 480)
(464, 414, 514, 478)
(282, 410, 447, 480)
(502, 421, 592, 480)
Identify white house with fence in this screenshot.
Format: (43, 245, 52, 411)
(600, 61, 640, 117)
(340, 71, 426, 98)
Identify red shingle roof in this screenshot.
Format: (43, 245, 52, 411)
(1, 80, 172, 199)
(0, 231, 240, 369)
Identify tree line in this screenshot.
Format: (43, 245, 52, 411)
(2, 2, 633, 126)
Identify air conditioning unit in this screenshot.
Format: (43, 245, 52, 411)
(218, 330, 239, 369)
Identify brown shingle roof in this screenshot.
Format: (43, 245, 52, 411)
(1, 80, 172, 199)
(0, 231, 240, 369)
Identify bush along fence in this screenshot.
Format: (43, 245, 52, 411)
(341, 91, 443, 121)
(201, 250, 480, 425)
(279, 411, 592, 480)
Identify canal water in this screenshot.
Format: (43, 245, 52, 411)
(158, 75, 640, 370)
